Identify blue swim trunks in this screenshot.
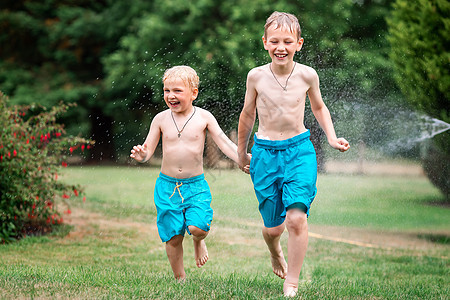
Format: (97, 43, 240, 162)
(250, 130, 317, 228)
(154, 173, 213, 243)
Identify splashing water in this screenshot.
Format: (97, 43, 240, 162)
(386, 115, 450, 151)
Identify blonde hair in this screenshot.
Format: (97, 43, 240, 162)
(264, 11, 301, 41)
(163, 65, 199, 91)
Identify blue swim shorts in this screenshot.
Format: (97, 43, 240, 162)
(250, 130, 317, 228)
(154, 173, 213, 243)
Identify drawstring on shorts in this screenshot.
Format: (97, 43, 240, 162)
(169, 182, 184, 203)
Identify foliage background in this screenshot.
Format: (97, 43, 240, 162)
(0, 0, 398, 159)
(0, 0, 448, 196)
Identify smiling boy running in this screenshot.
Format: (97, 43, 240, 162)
(238, 12, 350, 297)
(131, 65, 245, 281)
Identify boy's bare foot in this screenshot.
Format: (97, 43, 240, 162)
(193, 239, 209, 267)
(283, 281, 298, 297)
(283, 288, 298, 297)
(283, 282, 298, 297)
(176, 276, 186, 284)
(271, 252, 287, 279)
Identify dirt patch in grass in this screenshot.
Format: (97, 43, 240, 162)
(309, 224, 449, 251)
(63, 207, 159, 242)
(64, 208, 448, 257)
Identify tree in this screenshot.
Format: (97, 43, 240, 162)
(387, 0, 449, 199)
(1, 0, 402, 167)
(105, 0, 399, 169)
(0, 0, 153, 161)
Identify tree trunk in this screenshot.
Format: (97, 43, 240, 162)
(88, 107, 115, 162)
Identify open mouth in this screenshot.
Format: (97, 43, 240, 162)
(274, 53, 288, 58)
(169, 101, 180, 107)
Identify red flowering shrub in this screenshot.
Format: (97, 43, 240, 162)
(0, 92, 93, 243)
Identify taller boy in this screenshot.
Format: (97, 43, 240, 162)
(238, 12, 350, 297)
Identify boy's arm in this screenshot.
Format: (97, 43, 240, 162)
(130, 114, 162, 162)
(237, 70, 258, 172)
(307, 69, 350, 152)
(204, 110, 240, 165)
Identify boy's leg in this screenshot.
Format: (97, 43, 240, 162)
(165, 235, 186, 281)
(188, 225, 209, 268)
(283, 208, 308, 296)
(262, 223, 287, 279)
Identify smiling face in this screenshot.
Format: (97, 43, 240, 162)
(263, 25, 303, 67)
(163, 78, 198, 114)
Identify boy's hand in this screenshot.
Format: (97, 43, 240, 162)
(330, 138, 350, 152)
(130, 144, 148, 162)
(238, 153, 252, 174)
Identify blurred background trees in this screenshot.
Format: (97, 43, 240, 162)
(387, 0, 449, 199)
(1, 0, 448, 198)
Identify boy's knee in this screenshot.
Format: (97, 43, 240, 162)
(285, 210, 307, 233)
(263, 224, 285, 238)
(166, 235, 184, 247)
(188, 226, 208, 238)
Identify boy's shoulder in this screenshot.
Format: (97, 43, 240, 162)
(248, 64, 269, 76)
(154, 109, 170, 119)
(296, 63, 318, 77)
(195, 106, 215, 120)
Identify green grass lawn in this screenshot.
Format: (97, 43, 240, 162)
(0, 166, 448, 299)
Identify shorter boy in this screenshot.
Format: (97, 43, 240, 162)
(130, 65, 244, 281)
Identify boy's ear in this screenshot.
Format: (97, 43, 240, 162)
(296, 38, 304, 52)
(191, 88, 199, 100)
(262, 35, 268, 50)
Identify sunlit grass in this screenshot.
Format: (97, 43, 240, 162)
(0, 166, 448, 299)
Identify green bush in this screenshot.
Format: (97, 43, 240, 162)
(0, 91, 92, 243)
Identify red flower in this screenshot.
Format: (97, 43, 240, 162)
(65, 209, 71, 214)
(62, 194, 70, 199)
(55, 132, 62, 137)
(13, 149, 17, 157)
(69, 147, 74, 153)
(26, 139, 30, 144)
(62, 162, 68, 167)
(73, 189, 79, 196)
(0, 155, 2, 161)
(81, 144, 85, 151)
(83, 196, 86, 203)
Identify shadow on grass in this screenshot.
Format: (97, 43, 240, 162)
(417, 233, 450, 245)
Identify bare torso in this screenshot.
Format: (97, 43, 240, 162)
(253, 63, 312, 140)
(159, 108, 207, 178)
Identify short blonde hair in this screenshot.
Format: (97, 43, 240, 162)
(163, 65, 199, 91)
(264, 11, 301, 41)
